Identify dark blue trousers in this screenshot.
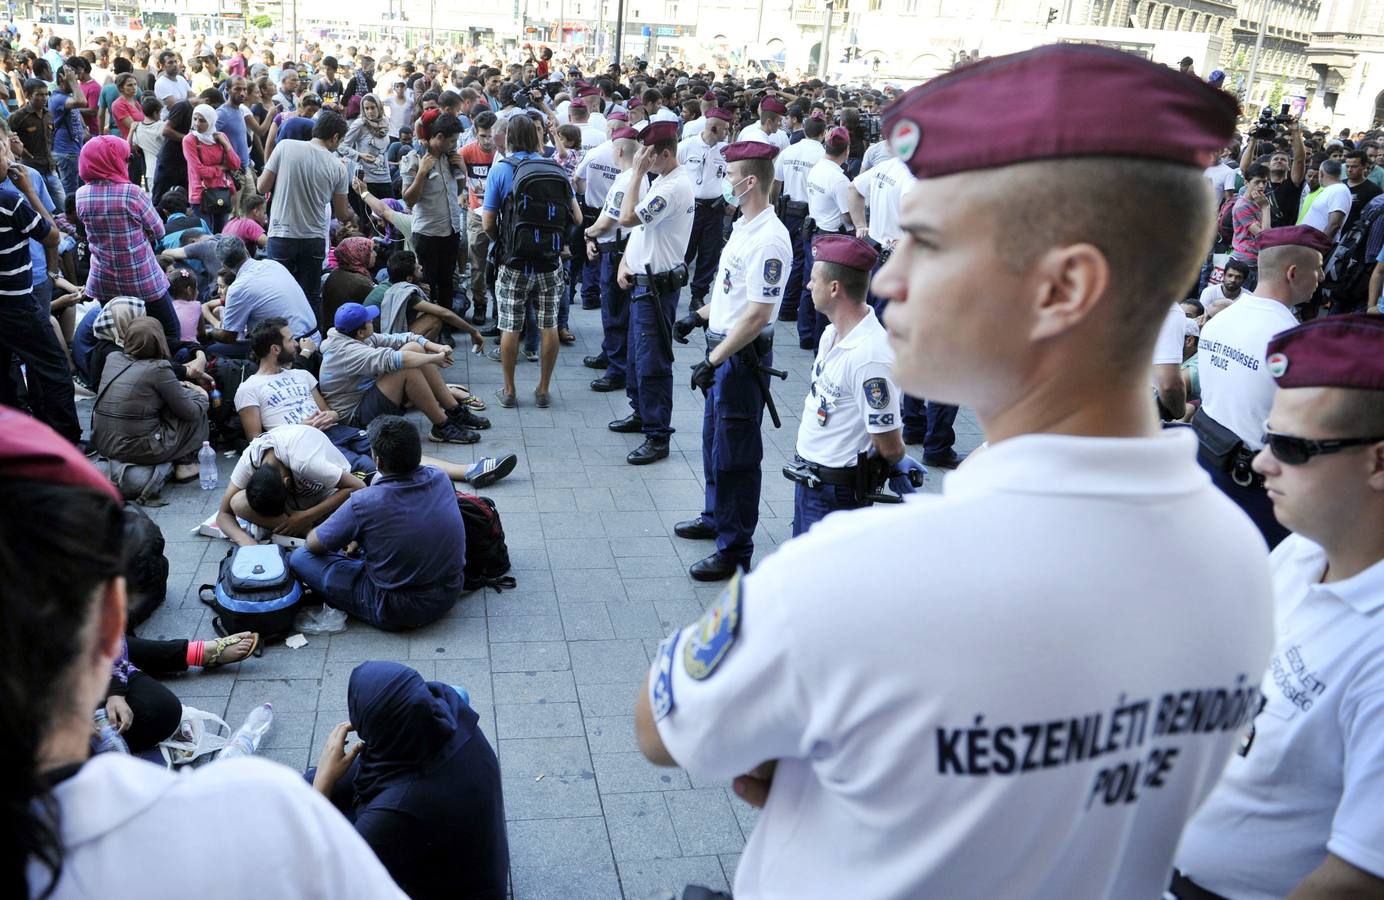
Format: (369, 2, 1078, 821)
(901, 395, 959, 457)
(792, 481, 869, 537)
(1195, 443, 1290, 549)
(625, 281, 680, 439)
(581, 240, 604, 308)
(797, 231, 828, 346)
(780, 214, 804, 321)
(289, 548, 463, 631)
(267, 236, 326, 332)
(684, 201, 726, 302)
(698, 348, 769, 563)
(600, 251, 630, 381)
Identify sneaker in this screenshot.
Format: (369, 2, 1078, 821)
(466, 453, 518, 488)
(429, 421, 480, 444)
(525, 349, 539, 363)
(487, 346, 502, 362)
(447, 404, 491, 430)
(494, 389, 517, 409)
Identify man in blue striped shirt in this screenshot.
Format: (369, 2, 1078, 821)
(0, 137, 78, 444)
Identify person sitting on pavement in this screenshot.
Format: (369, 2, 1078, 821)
(373, 249, 485, 344)
(322, 235, 379, 328)
(238, 318, 516, 487)
(291, 416, 469, 630)
(215, 422, 368, 546)
(205, 233, 318, 358)
(319, 302, 489, 444)
(308, 661, 508, 899)
(82, 295, 213, 391)
(92, 316, 211, 495)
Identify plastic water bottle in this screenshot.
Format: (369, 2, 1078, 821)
(198, 441, 218, 491)
(209, 386, 222, 410)
(219, 703, 273, 760)
(91, 709, 130, 754)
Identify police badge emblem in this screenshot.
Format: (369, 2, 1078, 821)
(647, 196, 667, 214)
(763, 259, 782, 285)
(864, 377, 890, 410)
(651, 631, 679, 720)
(683, 574, 743, 680)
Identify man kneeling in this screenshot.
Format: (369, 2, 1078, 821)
(291, 416, 467, 630)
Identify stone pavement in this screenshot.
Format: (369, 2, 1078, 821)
(123, 297, 983, 899)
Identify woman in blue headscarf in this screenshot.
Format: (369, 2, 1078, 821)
(309, 661, 509, 899)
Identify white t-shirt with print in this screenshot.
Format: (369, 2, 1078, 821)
(233, 368, 321, 429)
(230, 423, 350, 509)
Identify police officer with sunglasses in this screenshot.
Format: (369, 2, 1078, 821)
(1173, 315, 1384, 900)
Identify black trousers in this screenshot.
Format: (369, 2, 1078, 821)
(0, 290, 80, 442)
(417, 230, 461, 312)
(110, 637, 190, 753)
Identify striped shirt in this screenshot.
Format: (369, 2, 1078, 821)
(0, 191, 48, 298)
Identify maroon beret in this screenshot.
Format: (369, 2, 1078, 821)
(610, 126, 640, 141)
(607, 108, 629, 122)
(1258, 225, 1333, 256)
(812, 235, 879, 272)
(704, 91, 717, 101)
(705, 107, 733, 123)
(761, 97, 787, 115)
(640, 120, 679, 145)
(1266, 315, 1384, 390)
(723, 140, 778, 163)
(881, 43, 1238, 179)
(827, 126, 849, 146)
(578, 86, 602, 98)
(0, 405, 119, 500)
(569, 99, 587, 111)
(574, 80, 591, 90)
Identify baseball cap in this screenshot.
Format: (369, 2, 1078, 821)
(334, 302, 381, 333)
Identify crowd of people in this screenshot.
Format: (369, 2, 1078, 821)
(2, 21, 1383, 900)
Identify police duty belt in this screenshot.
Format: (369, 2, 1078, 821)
(635, 264, 685, 357)
(705, 330, 788, 428)
(783, 450, 898, 503)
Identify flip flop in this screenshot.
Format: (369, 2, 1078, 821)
(202, 632, 259, 667)
(447, 383, 487, 410)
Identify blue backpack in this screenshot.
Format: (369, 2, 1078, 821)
(200, 544, 303, 641)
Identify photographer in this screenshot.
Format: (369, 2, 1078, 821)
(1240, 114, 1306, 228)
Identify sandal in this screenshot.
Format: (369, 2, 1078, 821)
(447, 383, 486, 411)
(559, 328, 576, 345)
(201, 632, 259, 668)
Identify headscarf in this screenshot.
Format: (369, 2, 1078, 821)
(348, 662, 477, 806)
(334, 236, 374, 277)
(191, 103, 219, 144)
(77, 135, 132, 185)
(92, 297, 147, 347)
(360, 92, 388, 138)
(122, 316, 171, 361)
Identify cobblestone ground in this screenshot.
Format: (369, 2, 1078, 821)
(119, 296, 983, 899)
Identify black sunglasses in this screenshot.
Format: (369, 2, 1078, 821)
(1262, 427, 1384, 465)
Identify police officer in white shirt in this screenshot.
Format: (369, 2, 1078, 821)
(664, 141, 792, 581)
(770, 113, 827, 324)
(1193, 224, 1329, 547)
(681, 91, 718, 142)
(737, 96, 790, 152)
(1153, 302, 1190, 421)
(567, 99, 606, 151)
(634, 45, 1274, 900)
(798, 126, 855, 349)
(573, 124, 624, 320)
(786, 234, 924, 535)
(677, 108, 732, 313)
(582, 127, 642, 394)
(1173, 315, 1384, 900)
(611, 120, 695, 465)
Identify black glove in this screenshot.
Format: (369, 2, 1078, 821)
(690, 359, 716, 394)
(673, 311, 705, 344)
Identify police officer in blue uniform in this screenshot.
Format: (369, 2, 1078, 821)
(678, 108, 733, 313)
(583, 126, 642, 393)
(670, 140, 794, 581)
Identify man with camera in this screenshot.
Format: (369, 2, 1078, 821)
(1240, 115, 1305, 229)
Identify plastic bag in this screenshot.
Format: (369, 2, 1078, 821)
(294, 604, 348, 635)
(159, 706, 231, 769)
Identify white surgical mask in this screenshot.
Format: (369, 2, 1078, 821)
(721, 176, 750, 207)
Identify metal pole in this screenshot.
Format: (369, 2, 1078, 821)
(74, 0, 80, 45)
(291, 0, 297, 64)
(559, 0, 564, 48)
(1244, 0, 1269, 108)
(430, 0, 435, 48)
(817, 0, 833, 79)
(614, 0, 623, 66)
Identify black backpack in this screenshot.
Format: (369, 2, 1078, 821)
(121, 503, 168, 631)
(456, 493, 515, 592)
(1322, 203, 1382, 312)
(199, 544, 303, 641)
(498, 155, 573, 269)
(208, 356, 254, 451)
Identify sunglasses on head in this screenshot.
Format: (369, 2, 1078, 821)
(1261, 426, 1384, 465)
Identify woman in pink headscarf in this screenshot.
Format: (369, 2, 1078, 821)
(322, 235, 377, 328)
(75, 136, 180, 347)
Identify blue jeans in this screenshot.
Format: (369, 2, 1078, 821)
(41, 169, 65, 210)
(289, 547, 462, 631)
(267, 236, 326, 331)
(53, 152, 80, 199)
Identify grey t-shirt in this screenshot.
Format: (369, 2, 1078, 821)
(263, 140, 349, 240)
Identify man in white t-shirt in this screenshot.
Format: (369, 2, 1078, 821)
(1204, 151, 1237, 205)
(152, 50, 190, 113)
(635, 46, 1273, 900)
(1301, 158, 1352, 241)
(1173, 315, 1384, 900)
(1199, 258, 1254, 307)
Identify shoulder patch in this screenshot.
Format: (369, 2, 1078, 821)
(763, 258, 783, 285)
(647, 195, 667, 215)
(651, 631, 679, 721)
(683, 573, 743, 680)
(864, 377, 890, 410)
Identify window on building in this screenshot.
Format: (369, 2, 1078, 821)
(868, 0, 882, 10)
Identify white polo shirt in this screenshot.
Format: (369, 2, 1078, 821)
(707, 206, 792, 334)
(1153, 303, 1187, 366)
(774, 138, 824, 203)
(682, 116, 706, 141)
(806, 157, 852, 232)
(576, 122, 606, 152)
(575, 141, 620, 209)
(599, 168, 637, 244)
(1175, 535, 1384, 899)
(623, 166, 695, 273)
(795, 313, 900, 467)
(852, 156, 914, 245)
(739, 121, 790, 152)
(1198, 294, 1300, 448)
(648, 429, 1274, 900)
(677, 134, 728, 201)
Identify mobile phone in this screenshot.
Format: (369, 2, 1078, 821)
(1279, 102, 1290, 117)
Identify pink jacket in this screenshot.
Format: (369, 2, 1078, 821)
(181, 134, 241, 203)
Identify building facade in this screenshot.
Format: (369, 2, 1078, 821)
(1307, 0, 1384, 130)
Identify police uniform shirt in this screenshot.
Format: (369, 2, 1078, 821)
(774, 138, 824, 202)
(683, 117, 706, 141)
(1153, 303, 1186, 366)
(575, 141, 621, 209)
(707, 206, 792, 334)
(578, 123, 607, 152)
(677, 134, 728, 201)
(649, 107, 681, 125)
(600, 168, 638, 244)
(851, 156, 914, 244)
(739, 121, 790, 152)
(806, 157, 852, 232)
(623, 166, 695, 273)
(1174, 535, 1384, 899)
(795, 315, 901, 468)
(647, 429, 1273, 899)
(1198, 295, 1300, 450)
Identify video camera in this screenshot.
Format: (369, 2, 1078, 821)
(1250, 103, 1292, 140)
